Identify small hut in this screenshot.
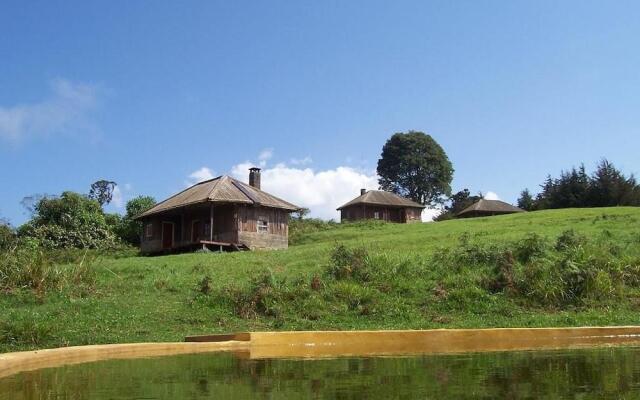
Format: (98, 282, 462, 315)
(135, 168, 299, 253)
(456, 199, 525, 218)
(337, 189, 425, 223)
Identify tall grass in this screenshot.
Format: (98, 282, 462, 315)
(202, 230, 640, 326)
(0, 240, 96, 294)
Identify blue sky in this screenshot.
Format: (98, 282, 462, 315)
(1, 1, 640, 223)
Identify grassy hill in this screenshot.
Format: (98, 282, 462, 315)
(2, 207, 640, 352)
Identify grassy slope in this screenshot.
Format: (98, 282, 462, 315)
(2, 207, 640, 352)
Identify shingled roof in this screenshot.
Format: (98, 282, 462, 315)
(337, 190, 425, 210)
(136, 176, 299, 219)
(456, 199, 524, 217)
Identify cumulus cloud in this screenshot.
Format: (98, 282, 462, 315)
(0, 79, 99, 141)
(186, 167, 216, 186)
(189, 149, 436, 222)
(106, 183, 132, 212)
(231, 162, 378, 220)
(484, 191, 501, 200)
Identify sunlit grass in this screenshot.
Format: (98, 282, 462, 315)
(1, 207, 639, 352)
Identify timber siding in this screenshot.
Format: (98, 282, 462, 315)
(337, 190, 425, 224)
(237, 206, 289, 250)
(136, 171, 299, 253)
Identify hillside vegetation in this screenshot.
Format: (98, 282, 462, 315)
(2, 207, 640, 352)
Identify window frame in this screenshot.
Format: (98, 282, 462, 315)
(257, 219, 269, 234)
(145, 223, 153, 238)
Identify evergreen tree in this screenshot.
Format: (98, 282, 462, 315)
(517, 189, 535, 211)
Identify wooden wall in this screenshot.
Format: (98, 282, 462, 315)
(238, 206, 289, 236)
(340, 205, 423, 223)
(237, 205, 290, 250)
(139, 203, 291, 253)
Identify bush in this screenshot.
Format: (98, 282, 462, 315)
(432, 231, 630, 307)
(326, 243, 371, 282)
(555, 230, 587, 251)
(0, 223, 15, 250)
(223, 269, 287, 319)
(515, 233, 548, 263)
(20, 191, 118, 249)
(0, 239, 96, 294)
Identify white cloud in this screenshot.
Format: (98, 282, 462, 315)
(105, 183, 132, 212)
(290, 156, 313, 166)
(186, 167, 216, 186)
(257, 148, 273, 167)
(0, 79, 99, 141)
(231, 162, 378, 220)
(484, 191, 501, 200)
(189, 149, 435, 222)
(111, 185, 124, 208)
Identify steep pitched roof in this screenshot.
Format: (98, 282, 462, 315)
(136, 176, 300, 218)
(337, 190, 425, 210)
(457, 199, 525, 216)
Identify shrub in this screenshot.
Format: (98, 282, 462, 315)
(555, 230, 587, 251)
(223, 269, 286, 319)
(326, 243, 371, 281)
(515, 233, 548, 263)
(19, 191, 118, 250)
(0, 223, 15, 250)
(330, 281, 379, 314)
(484, 251, 517, 294)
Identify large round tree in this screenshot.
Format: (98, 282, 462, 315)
(377, 131, 454, 205)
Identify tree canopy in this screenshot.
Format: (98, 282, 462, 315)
(88, 180, 117, 207)
(435, 189, 482, 221)
(115, 196, 156, 245)
(377, 131, 453, 205)
(19, 191, 116, 249)
(520, 160, 640, 210)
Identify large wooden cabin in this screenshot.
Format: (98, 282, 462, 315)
(337, 189, 425, 223)
(135, 168, 299, 254)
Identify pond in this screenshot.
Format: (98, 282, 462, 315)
(2, 346, 640, 399)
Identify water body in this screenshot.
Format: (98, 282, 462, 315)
(2, 346, 640, 399)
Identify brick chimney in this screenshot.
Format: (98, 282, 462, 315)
(360, 188, 366, 196)
(249, 167, 261, 189)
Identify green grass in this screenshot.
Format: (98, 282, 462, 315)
(2, 207, 640, 353)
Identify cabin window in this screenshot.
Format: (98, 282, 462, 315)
(374, 211, 380, 219)
(145, 223, 153, 238)
(257, 219, 268, 233)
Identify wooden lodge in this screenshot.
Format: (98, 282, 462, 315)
(337, 189, 425, 223)
(456, 199, 525, 218)
(135, 168, 299, 254)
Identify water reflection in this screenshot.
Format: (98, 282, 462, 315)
(2, 346, 640, 399)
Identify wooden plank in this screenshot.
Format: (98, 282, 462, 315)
(198, 240, 233, 246)
(185, 333, 251, 342)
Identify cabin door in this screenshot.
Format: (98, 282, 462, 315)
(162, 222, 174, 249)
(192, 221, 201, 242)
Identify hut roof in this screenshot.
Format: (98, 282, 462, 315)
(337, 190, 425, 210)
(456, 199, 525, 217)
(136, 176, 300, 219)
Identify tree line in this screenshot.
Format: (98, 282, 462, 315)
(374, 131, 639, 219)
(0, 182, 155, 251)
(517, 160, 640, 211)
